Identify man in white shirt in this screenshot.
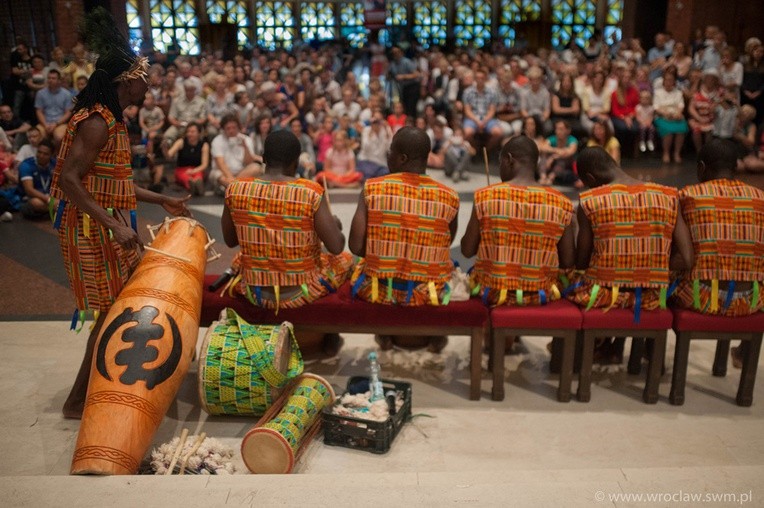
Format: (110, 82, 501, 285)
(357, 112, 392, 179)
(174, 61, 203, 96)
(331, 89, 362, 123)
(209, 114, 263, 193)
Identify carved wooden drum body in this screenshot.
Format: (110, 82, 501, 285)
(71, 217, 217, 475)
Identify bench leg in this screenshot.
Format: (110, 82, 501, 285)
(628, 337, 645, 375)
(737, 335, 762, 407)
(470, 327, 484, 401)
(713, 339, 730, 377)
(577, 331, 595, 402)
(643, 334, 666, 404)
(670, 331, 691, 405)
(492, 331, 506, 401)
(557, 332, 575, 403)
(549, 337, 563, 374)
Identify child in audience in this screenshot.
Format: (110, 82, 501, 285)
(442, 126, 475, 182)
(313, 115, 336, 172)
(232, 91, 254, 133)
(321, 130, 362, 188)
(688, 68, 721, 153)
(636, 90, 656, 152)
(387, 101, 407, 134)
(139, 92, 165, 168)
(713, 85, 739, 140)
(540, 120, 579, 186)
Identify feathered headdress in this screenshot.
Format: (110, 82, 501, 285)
(73, 7, 148, 119)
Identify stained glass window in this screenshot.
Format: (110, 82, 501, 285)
(551, 0, 596, 49)
(454, 0, 492, 48)
(255, 1, 295, 50)
(379, 1, 407, 47)
(126, 0, 143, 54)
(149, 0, 200, 54)
(301, 2, 336, 43)
(498, 0, 541, 47)
(206, 0, 251, 48)
(412, 1, 447, 48)
(340, 3, 367, 48)
(604, 0, 624, 46)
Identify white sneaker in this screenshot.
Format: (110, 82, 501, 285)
(647, 140, 655, 152)
(0, 211, 12, 222)
(639, 141, 647, 153)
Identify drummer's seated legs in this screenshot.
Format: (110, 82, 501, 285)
(201, 277, 492, 400)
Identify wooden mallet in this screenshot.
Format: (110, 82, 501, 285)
(483, 147, 490, 186)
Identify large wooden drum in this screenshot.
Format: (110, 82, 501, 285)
(71, 217, 217, 475)
(198, 311, 303, 416)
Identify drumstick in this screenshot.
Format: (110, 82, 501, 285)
(144, 245, 192, 263)
(483, 147, 490, 186)
(166, 428, 188, 475)
(322, 174, 332, 211)
(178, 432, 206, 475)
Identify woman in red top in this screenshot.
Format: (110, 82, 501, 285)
(610, 69, 640, 156)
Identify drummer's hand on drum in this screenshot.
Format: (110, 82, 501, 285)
(162, 194, 192, 218)
(113, 223, 143, 251)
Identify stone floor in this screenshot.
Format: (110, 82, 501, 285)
(1, 159, 763, 506)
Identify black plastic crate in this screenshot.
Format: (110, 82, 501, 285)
(323, 376, 412, 454)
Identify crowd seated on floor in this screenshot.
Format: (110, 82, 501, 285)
(2, 25, 764, 220)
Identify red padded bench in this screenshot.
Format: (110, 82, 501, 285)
(490, 300, 582, 403)
(670, 310, 764, 407)
(202, 275, 491, 400)
(578, 309, 673, 404)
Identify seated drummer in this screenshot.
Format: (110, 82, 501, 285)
(460, 135, 576, 307)
(673, 138, 764, 367)
(348, 126, 459, 352)
(221, 130, 353, 312)
(569, 147, 694, 363)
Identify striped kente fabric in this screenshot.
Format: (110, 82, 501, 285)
(579, 182, 678, 289)
(226, 178, 326, 288)
(57, 194, 140, 312)
(50, 104, 136, 211)
(232, 252, 354, 310)
(362, 172, 459, 283)
(674, 279, 763, 316)
(679, 179, 764, 282)
(473, 183, 574, 293)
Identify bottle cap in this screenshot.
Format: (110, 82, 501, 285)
(368, 351, 377, 361)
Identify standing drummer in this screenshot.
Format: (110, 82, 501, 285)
(50, 9, 190, 419)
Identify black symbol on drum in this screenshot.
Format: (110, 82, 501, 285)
(96, 306, 182, 389)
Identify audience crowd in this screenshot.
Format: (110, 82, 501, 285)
(2, 25, 764, 221)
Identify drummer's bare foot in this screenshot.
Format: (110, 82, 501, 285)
(427, 336, 448, 354)
(731, 346, 743, 369)
(62, 398, 84, 419)
(375, 335, 394, 351)
(322, 333, 343, 357)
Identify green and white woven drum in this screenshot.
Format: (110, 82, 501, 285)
(198, 308, 303, 416)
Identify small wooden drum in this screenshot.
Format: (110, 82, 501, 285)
(241, 373, 335, 474)
(198, 311, 303, 416)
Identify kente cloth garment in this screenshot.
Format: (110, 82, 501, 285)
(674, 280, 763, 316)
(569, 182, 679, 310)
(50, 104, 139, 313)
(51, 104, 136, 210)
(354, 172, 459, 305)
(471, 183, 574, 306)
(225, 177, 353, 309)
(673, 178, 764, 315)
(231, 251, 354, 310)
(351, 260, 453, 306)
